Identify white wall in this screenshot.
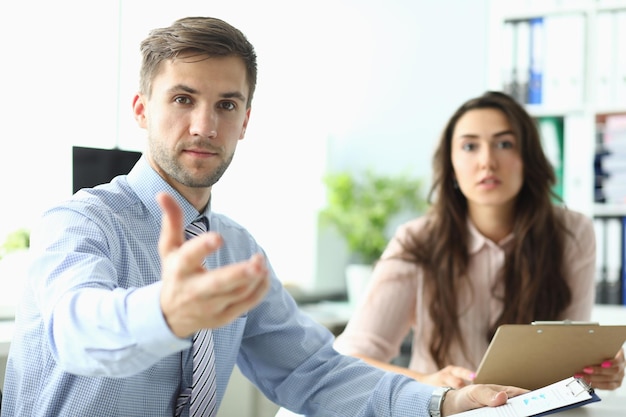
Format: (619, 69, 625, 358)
(0, 0, 120, 239)
(0, 0, 490, 294)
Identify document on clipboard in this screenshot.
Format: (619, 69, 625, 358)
(449, 376, 600, 417)
(472, 321, 626, 390)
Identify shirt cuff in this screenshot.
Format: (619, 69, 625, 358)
(127, 281, 190, 356)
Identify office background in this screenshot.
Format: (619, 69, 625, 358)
(2, 2, 626, 416)
(0, 0, 490, 296)
(0, 0, 489, 291)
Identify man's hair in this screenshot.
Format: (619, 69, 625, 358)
(139, 16, 258, 107)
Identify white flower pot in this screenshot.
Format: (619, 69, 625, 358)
(0, 249, 31, 319)
(345, 263, 373, 307)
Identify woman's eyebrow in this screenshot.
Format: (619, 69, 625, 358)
(493, 129, 515, 137)
(454, 130, 514, 140)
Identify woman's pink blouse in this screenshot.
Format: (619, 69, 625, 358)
(333, 207, 596, 373)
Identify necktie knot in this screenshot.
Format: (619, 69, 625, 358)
(185, 217, 208, 240)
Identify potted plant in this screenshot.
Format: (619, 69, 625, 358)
(319, 169, 427, 304)
(0, 228, 30, 260)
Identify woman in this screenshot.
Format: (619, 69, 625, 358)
(334, 91, 625, 390)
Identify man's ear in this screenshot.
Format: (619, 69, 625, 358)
(132, 93, 147, 128)
(239, 107, 251, 140)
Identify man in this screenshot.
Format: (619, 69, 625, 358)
(1, 16, 525, 416)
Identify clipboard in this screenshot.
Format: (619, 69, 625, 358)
(449, 376, 600, 417)
(472, 321, 626, 390)
(530, 377, 600, 417)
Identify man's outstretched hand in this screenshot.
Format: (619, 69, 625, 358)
(157, 192, 270, 338)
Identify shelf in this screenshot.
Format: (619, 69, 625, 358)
(489, 0, 626, 218)
(593, 204, 626, 217)
(524, 104, 586, 118)
(494, 0, 593, 21)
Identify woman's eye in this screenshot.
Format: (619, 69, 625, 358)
(462, 143, 477, 151)
(496, 140, 515, 149)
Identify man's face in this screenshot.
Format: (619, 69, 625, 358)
(133, 54, 250, 199)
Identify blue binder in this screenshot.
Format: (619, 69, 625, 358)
(528, 17, 544, 104)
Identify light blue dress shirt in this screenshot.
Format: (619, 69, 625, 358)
(2, 157, 434, 416)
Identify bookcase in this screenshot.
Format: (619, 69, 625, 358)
(487, 0, 626, 305)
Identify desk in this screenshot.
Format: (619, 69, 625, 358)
(276, 391, 624, 416)
(297, 301, 354, 335)
(289, 303, 626, 416)
(298, 302, 626, 330)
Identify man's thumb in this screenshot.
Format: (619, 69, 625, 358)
(157, 192, 185, 258)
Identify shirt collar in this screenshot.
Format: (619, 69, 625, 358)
(466, 217, 515, 254)
(127, 156, 211, 227)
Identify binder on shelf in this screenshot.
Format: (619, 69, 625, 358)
(594, 118, 610, 203)
(540, 15, 560, 107)
(623, 216, 626, 306)
(528, 17, 544, 105)
(501, 20, 517, 97)
(537, 117, 564, 199)
(603, 112, 626, 147)
(542, 14, 585, 108)
(605, 217, 622, 305)
(592, 213, 626, 306)
(601, 114, 626, 205)
(593, 11, 617, 107)
(616, 10, 626, 108)
(593, 218, 608, 304)
(512, 19, 530, 104)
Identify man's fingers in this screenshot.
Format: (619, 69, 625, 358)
(491, 386, 528, 402)
(174, 231, 223, 275)
(188, 254, 270, 328)
(489, 390, 510, 406)
(444, 385, 528, 416)
(211, 269, 271, 323)
(157, 192, 185, 258)
(197, 253, 267, 296)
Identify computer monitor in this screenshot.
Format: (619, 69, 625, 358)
(72, 146, 142, 193)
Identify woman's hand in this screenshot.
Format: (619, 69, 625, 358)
(575, 348, 625, 390)
(419, 365, 476, 389)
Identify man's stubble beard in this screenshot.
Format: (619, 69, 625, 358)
(150, 140, 235, 188)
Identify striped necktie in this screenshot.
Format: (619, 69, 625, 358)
(175, 217, 218, 417)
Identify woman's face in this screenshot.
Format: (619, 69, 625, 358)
(450, 108, 524, 214)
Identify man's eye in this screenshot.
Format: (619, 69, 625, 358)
(174, 96, 192, 105)
(219, 101, 236, 111)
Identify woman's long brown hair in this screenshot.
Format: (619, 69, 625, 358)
(395, 91, 571, 368)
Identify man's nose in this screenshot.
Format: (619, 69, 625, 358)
(189, 108, 217, 138)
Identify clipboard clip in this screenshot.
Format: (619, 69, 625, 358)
(568, 377, 594, 396)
